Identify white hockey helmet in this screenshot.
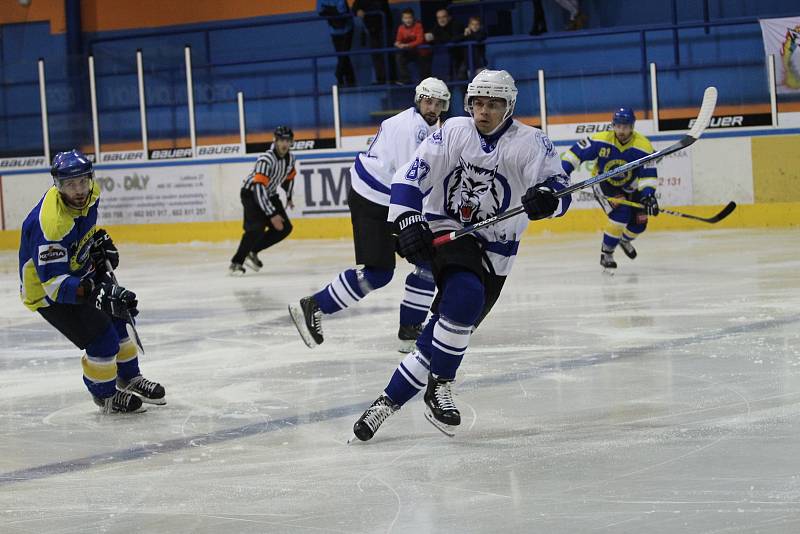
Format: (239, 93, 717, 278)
(414, 77, 451, 111)
(464, 69, 518, 123)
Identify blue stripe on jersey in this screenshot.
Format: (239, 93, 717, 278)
(390, 182, 423, 212)
(484, 240, 520, 257)
(354, 157, 390, 195)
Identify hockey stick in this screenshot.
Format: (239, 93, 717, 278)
(605, 197, 737, 224)
(432, 86, 718, 247)
(101, 256, 145, 355)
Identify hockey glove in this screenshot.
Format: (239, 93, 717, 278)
(522, 184, 559, 220)
(90, 229, 119, 270)
(90, 281, 139, 319)
(641, 195, 659, 216)
(394, 212, 434, 264)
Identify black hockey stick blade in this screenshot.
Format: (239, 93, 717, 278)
(662, 201, 736, 224)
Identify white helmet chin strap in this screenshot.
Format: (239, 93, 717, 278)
(484, 115, 511, 136)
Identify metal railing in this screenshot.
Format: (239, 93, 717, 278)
(0, 10, 791, 159)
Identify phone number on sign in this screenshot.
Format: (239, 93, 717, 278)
(658, 176, 681, 186)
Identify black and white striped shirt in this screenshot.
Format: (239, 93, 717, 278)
(241, 149, 297, 215)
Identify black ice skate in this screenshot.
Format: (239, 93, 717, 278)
(397, 323, 423, 353)
(244, 252, 263, 272)
(93, 389, 146, 414)
(118, 375, 166, 405)
(229, 262, 245, 276)
(619, 239, 637, 260)
(288, 296, 324, 348)
(350, 394, 400, 442)
(600, 252, 617, 271)
(424, 373, 460, 437)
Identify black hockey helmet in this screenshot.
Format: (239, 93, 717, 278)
(274, 125, 294, 140)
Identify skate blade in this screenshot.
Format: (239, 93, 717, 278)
(602, 268, 616, 277)
(243, 259, 262, 272)
(424, 408, 456, 438)
(288, 304, 318, 349)
(136, 396, 167, 406)
(101, 406, 147, 415)
(397, 339, 416, 353)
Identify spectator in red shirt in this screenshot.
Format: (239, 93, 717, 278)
(394, 8, 431, 84)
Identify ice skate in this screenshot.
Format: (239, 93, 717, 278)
(423, 373, 460, 437)
(93, 389, 146, 414)
(243, 252, 263, 272)
(397, 323, 423, 353)
(619, 239, 637, 260)
(350, 394, 400, 442)
(600, 252, 617, 274)
(289, 296, 324, 348)
(229, 262, 245, 276)
(118, 375, 166, 405)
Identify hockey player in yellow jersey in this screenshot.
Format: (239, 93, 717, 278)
(18, 149, 165, 413)
(561, 107, 659, 270)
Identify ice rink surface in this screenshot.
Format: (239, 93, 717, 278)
(1, 228, 799, 533)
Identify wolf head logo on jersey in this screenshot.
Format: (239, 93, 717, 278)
(416, 126, 428, 143)
(537, 131, 556, 159)
(444, 159, 511, 224)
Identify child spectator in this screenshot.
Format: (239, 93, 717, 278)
(394, 8, 431, 84)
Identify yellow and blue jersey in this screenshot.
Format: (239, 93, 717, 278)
(18, 182, 101, 311)
(561, 131, 658, 195)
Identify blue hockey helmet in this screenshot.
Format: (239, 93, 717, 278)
(611, 107, 636, 126)
(50, 149, 93, 185)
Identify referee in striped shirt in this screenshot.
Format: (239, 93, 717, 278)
(230, 126, 297, 275)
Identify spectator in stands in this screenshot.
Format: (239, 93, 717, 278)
(560, 0, 587, 30)
(424, 8, 466, 81)
(318, 0, 356, 87)
(529, 0, 587, 35)
(529, 0, 547, 35)
(459, 16, 487, 79)
(394, 8, 431, 85)
(353, 0, 393, 84)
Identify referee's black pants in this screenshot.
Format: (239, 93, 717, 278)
(231, 190, 292, 265)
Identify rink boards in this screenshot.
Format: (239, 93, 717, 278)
(0, 128, 798, 248)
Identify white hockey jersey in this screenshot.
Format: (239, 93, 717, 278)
(351, 107, 438, 206)
(389, 117, 571, 276)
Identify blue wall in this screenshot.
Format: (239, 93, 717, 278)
(0, 1, 797, 156)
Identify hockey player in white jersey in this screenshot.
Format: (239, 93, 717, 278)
(289, 78, 450, 352)
(350, 70, 572, 441)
